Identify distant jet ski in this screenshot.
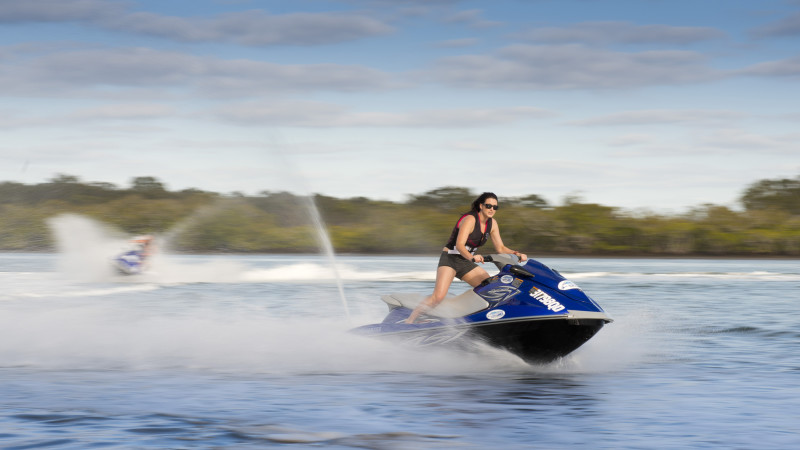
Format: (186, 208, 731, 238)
(113, 235, 154, 275)
(351, 254, 613, 364)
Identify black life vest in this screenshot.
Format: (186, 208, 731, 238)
(444, 211, 492, 254)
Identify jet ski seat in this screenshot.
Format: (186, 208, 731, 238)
(381, 290, 490, 318)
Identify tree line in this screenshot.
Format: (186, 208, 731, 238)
(1, 174, 799, 256)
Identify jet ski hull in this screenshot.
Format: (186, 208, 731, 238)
(469, 316, 606, 363)
(356, 314, 606, 364)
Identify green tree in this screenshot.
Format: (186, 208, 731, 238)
(741, 175, 800, 214)
(507, 194, 549, 209)
(130, 176, 169, 199)
(407, 186, 475, 213)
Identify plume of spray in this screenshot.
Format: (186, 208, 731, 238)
(47, 214, 129, 281)
(158, 200, 230, 249)
(263, 146, 351, 321)
(130, 199, 269, 283)
(302, 194, 351, 320)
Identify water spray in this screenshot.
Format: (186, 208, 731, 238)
(264, 143, 352, 321)
(304, 195, 351, 321)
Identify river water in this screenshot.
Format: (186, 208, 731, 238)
(1, 251, 798, 449)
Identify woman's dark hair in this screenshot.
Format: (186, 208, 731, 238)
(471, 192, 498, 212)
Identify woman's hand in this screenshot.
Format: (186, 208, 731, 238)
(513, 251, 528, 262)
(472, 255, 484, 263)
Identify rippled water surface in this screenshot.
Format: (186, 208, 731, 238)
(1, 251, 799, 449)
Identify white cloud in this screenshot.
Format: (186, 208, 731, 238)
(517, 21, 725, 45)
(0, 0, 393, 46)
(738, 56, 800, 77)
(0, 46, 398, 97)
(0, 103, 174, 129)
(0, 0, 124, 22)
(444, 9, 501, 28)
(213, 101, 553, 128)
(698, 128, 800, 153)
(431, 44, 721, 90)
(70, 103, 174, 121)
(569, 109, 746, 126)
(752, 11, 800, 37)
(99, 10, 394, 46)
(605, 128, 800, 157)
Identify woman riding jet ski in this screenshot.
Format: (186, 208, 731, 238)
(351, 254, 612, 364)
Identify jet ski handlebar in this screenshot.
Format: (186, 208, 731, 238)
(482, 253, 517, 265)
(483, 254, 535, 278)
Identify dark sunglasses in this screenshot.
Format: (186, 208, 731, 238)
(483, 203, 499, 210)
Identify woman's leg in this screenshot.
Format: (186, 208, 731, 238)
(460, 266, 490, 287)
(406, 265, 456, 323)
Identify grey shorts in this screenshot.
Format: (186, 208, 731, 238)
(438, 251, 478, 279)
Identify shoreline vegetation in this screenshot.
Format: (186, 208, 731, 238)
(2, 174, 799, 257)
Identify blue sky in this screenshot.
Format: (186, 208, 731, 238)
(1, 0, 798, 212)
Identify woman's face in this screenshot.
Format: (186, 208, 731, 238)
(481, 198, 498, 217)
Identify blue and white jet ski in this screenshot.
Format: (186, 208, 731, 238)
(112, 235, 154, 275)
(351, 254, 612, 364)
(113, 249, 146, 275)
